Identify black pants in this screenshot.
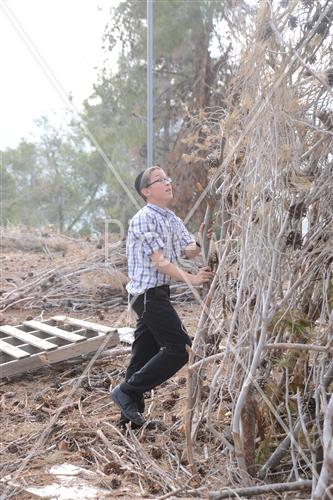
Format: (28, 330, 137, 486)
(120, 285, 191, 397)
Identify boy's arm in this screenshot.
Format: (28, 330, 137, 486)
(177, 217, 200, 259)
(150, 250, 213, 286)
(184, 222, 214, 259)
(184, 242, 201, 258)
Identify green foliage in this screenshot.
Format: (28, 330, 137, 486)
(1, 140, 40, 226)
(2, 0, 241, 232)
(82, 0, 234, 214)
(0, 162, 17, 225)
(1, 117, 107, 233)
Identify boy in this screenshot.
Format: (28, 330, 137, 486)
(111, 166, 214, 427)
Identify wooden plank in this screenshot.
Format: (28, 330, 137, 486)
(23, 320, 85, 343)
(0, 330, 119, 378)
(51, 316, 116, 334)
(0, 339, 29, 359)
(0, 325, 57, 351)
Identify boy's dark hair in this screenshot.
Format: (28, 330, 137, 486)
(134, 165, 163, 201)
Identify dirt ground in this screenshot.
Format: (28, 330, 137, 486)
(0, 245, 230, 499)
(1, 244, 309, 499)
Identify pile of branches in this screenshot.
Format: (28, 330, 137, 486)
(0, 228, 196, 314)
(186, 1, 333, 498)
(0, 234, 129, 313)
(0, 226, 76, 254)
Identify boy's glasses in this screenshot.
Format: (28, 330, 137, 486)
(145, 177, 172, 187)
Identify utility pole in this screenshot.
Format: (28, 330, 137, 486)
(147, 0, 153, 168)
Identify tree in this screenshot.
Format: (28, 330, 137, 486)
(1, 116, 107, 233)
(2, 140, 41, 226)
(0, 161, 17, 226)
(83, 0, 249, 226)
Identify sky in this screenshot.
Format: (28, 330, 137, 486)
(0, 0, 119, 149)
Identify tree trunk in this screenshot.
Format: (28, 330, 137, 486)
(165, 20, 213, 222)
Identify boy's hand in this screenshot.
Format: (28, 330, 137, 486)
(191, 266, 215, 286)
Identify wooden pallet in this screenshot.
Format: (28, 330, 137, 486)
(0, 316, 119, 379)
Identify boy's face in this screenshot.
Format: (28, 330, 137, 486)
(141, 169, 173, 207)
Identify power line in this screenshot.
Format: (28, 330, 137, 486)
(147, 0, 154, 168)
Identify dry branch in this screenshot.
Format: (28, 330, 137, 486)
(208, 479, 312, 499)
(313, 394, 333, 499)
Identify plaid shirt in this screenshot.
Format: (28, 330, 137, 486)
(126, 203, 195, 295)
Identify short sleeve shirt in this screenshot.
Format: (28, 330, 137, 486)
(126, 203, 195, 295)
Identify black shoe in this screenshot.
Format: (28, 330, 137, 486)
(118, 416, 143, 430)
(119, 393, 145, 428)
(111, 385, 145, 427)
(137, 394, 145, 414)
(118, 417, 165, 431)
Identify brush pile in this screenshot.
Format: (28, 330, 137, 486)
(0, 227, 129, 313)
(186, 1, 333, 497)
(0, 227, 196, 316)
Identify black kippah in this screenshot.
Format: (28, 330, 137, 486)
(134, 171, 145, 195)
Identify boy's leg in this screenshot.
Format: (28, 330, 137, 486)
(120, 286, 191, 396)
(118, 316, 159, 426)
(125, 316, 160, 384)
